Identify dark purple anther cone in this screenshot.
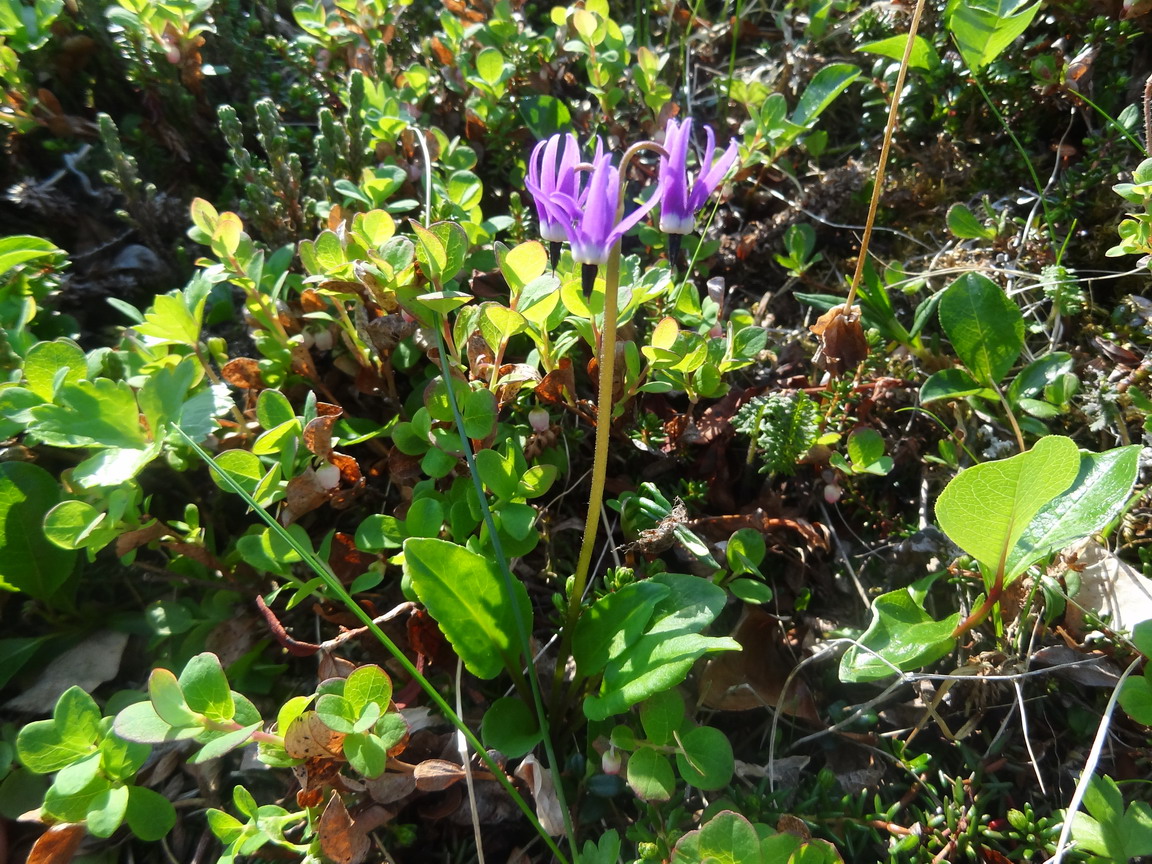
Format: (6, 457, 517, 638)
(581, 263, 597, 298)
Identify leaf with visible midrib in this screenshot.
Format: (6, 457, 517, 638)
(938, 272, 1023, 386)
(1005, 444, 1140, 580)
(935, 435, 1079, 578)
(403, 537, 530, 680)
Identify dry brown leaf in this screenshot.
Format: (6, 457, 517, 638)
(319, 794, 370, 864)
(221, 357, 264, 390)
(366, 772, 417, 805)
(285, 711, 346, 760)
(114, 519, 169, 557)
(26, 823, 85, 864)
(514, 755, 565, 836)
(413, 758, 466, 791)
(303, 413, 341, 458)
(283, 467, 333, 525)
(5, 631, 128, 713)
(810, 305, 867, 375)
(697, 607, 820, 722)
(535, 359, 575, 406)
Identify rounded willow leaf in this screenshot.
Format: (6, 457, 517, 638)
(481, 697, 541, 759)
(625, 746, 675, 802)
(674, 725, 734, 791)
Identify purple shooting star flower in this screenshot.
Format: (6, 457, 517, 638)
(658, 117, 740, 266)
(567, 151, 661, 266)
(525, 132, 587, 270)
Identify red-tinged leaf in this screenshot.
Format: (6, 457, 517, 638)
(27, 824, 85, 864)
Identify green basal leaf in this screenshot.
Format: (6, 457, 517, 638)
(481, 697, 541, 759)
(936, 435, 1080, 579)
(1004, 444, 1139, 580)
(572, 581, 669, 678)
(937, 272, 1023, 386)
(148, 667, 200, 728)
(790, 64, 861, 130)
(343, 665, 392, 714)
(179, 653, 235, 722)
(639, 690, 684, 747)
(344, 731, 387, 778)
(674, 725, 734, 791)
(626, 746, 675, 802)
(679, 810, 765, 864)
(0, 461, 75, 599)
(402, 537, 531, 680)
(584, 574, 740, 720)
(839, 588, 960, 682)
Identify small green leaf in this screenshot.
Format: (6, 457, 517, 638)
(945, 203, 996, 239)
(573, 581, 669, 678)
(936, 435, 1080, 579)
(148, 668, 200, 728)
(344, 665, 392, 713)
(938, 272, 1023, 386)
(179, 653, 235, 722)
(86, 784, 129, 838)
(462, 388, 497, 439)
(920, 368, 992, 403)
(189, 722, 260, 763)
(499, 241, 548, 293)
(475, 47, 505, 85)
(839, 588, 959, 682)
(23, 339, 86, 400)
(674, 725, 733, 791)
(28, 379, 146, 449)
(726, 528, 765, 575)
(481, 697, 541, 759)
(16, 687, 100, 773)
(402, 537, 531, 680)
(125, 785, 176, 841)
(476, 448, 518, 500)
(640, 690, 685, 746)
(344, 732, 387, 778)
(626, 746, 675, 801)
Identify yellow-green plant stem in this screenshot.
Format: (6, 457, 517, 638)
(844, 0, 926, 312)
(557, 141, 666, 673)
(565, 246, 622, 638)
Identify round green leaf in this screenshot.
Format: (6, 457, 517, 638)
(674, 725, 733, 790)
(0, 461, 75, 599)
(481, 697, 540, 759)
(626, 746, 675, 801)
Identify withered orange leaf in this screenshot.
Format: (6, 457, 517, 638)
(27, 824, 86, 864)
(221, 357, 264, 390)
(285, 711, 346, 760)
(319, 793, 370, 864)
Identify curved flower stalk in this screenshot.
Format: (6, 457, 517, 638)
(658, 117, 740, 266)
